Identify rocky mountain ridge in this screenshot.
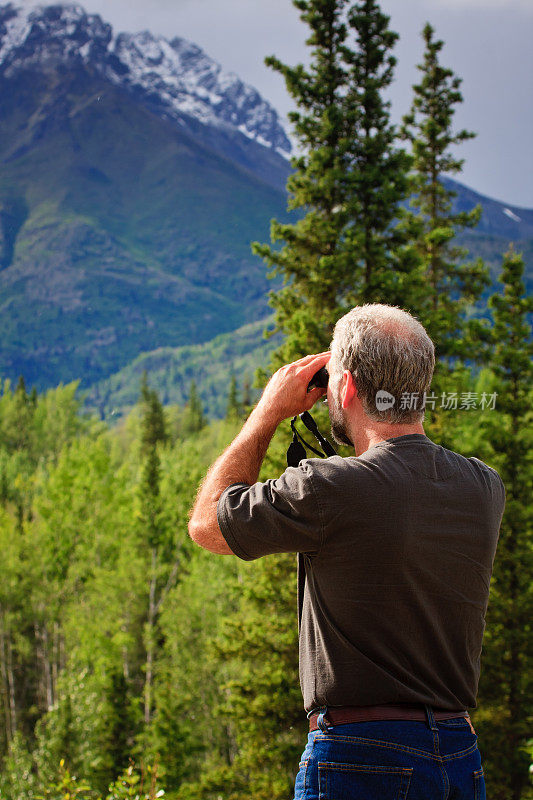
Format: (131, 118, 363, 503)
(0, 1, 291, 156)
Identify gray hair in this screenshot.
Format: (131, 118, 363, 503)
(329, 304, 435, 424)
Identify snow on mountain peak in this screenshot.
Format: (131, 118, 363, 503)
(0, 1, 291, 155)
(503, 207, 522, 223)
(0, 2, 112, 71)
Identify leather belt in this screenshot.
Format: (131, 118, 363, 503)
(308, 704, 469, 732)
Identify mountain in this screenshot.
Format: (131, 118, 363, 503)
(0, 1, 530, 404)
(0, 2, 291, 173)
(83, 317, 280, 421)
(0, 1, 293, 391)
(443, 177, 533, 241)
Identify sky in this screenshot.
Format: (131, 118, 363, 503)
(77, 0, 532, 208)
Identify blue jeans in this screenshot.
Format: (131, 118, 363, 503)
(293, 707, 485, 799)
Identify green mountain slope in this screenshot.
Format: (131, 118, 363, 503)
(0, 65, 288, 389)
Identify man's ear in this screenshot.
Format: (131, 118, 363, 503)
(341, 370, 357, 409)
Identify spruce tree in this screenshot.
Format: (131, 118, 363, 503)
(399, 23, 490, 371)
(342, 0, 412, 304)
(225, 374, 241, 421)
(242, 373, 252, 410)
(253, 0, 410, 367)
(140, 371, 168, 456)
(15, 375, 27, 399)
(182, 381, 206, 435)
(474, 246, 532, 800)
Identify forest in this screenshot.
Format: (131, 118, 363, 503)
(0, 1, 531, 799)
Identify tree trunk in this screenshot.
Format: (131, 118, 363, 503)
(52, 621, 60, 708)
(122, 645, 130, 681)
(0, 612, 12, 743)
(6, 636, 16, 736)
(144, 547, 157, 726)
(42, 623, 54, 710)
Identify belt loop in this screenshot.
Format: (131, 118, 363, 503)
(317, 707, 331, 732)
(424, 704, 438, 732)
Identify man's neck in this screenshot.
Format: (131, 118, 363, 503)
(352, 422, 426, 457)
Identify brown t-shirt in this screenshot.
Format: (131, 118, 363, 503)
(217, 433, 505, 713)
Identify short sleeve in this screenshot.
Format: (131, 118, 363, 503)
(216, 462, 324, 561)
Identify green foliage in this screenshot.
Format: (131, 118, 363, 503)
(0, 373, 249, 798)
(34, 760, 164, 800)
(37, 759, 93, 800)
(106, 763, 164, 800)
(472, 247, 533, 800)
(30, 433, 143, 793)
(138, 373, 169, 549)
(150, 546, 240, 791)
(140, 373, 169, 454)
(341, 0, 413, 304)
(177, 551, 305, 800)
(0, 732, 37, 800)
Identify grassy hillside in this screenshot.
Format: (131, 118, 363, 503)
(84, 317, 281, 420)
(0, 65, 289, 390)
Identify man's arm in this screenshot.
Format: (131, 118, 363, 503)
(188, 352, 330, 555)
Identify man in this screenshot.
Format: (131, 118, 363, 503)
(189, 303, 505, 800)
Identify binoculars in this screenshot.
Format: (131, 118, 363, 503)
(307, 366, 329, 393)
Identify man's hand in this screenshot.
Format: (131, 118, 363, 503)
(254, 352, 331, 427)
(188, 351, 331, 555)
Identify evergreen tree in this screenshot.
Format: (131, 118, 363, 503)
(182, 381, 206, 435)
(253, 0, 410, 367)
(399, 23, 490, 371)
(108, 671, 135, 776)
(139, 372, 168, 550)
(342, 0, 412, 305)
(473, 247, 532, 800)
(15, 375, 27, 399)
(242, 373, 252, 410)
(140, 372, 168, 455)
(137, 376, 171, 728)
(225, 374, 241, 421)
